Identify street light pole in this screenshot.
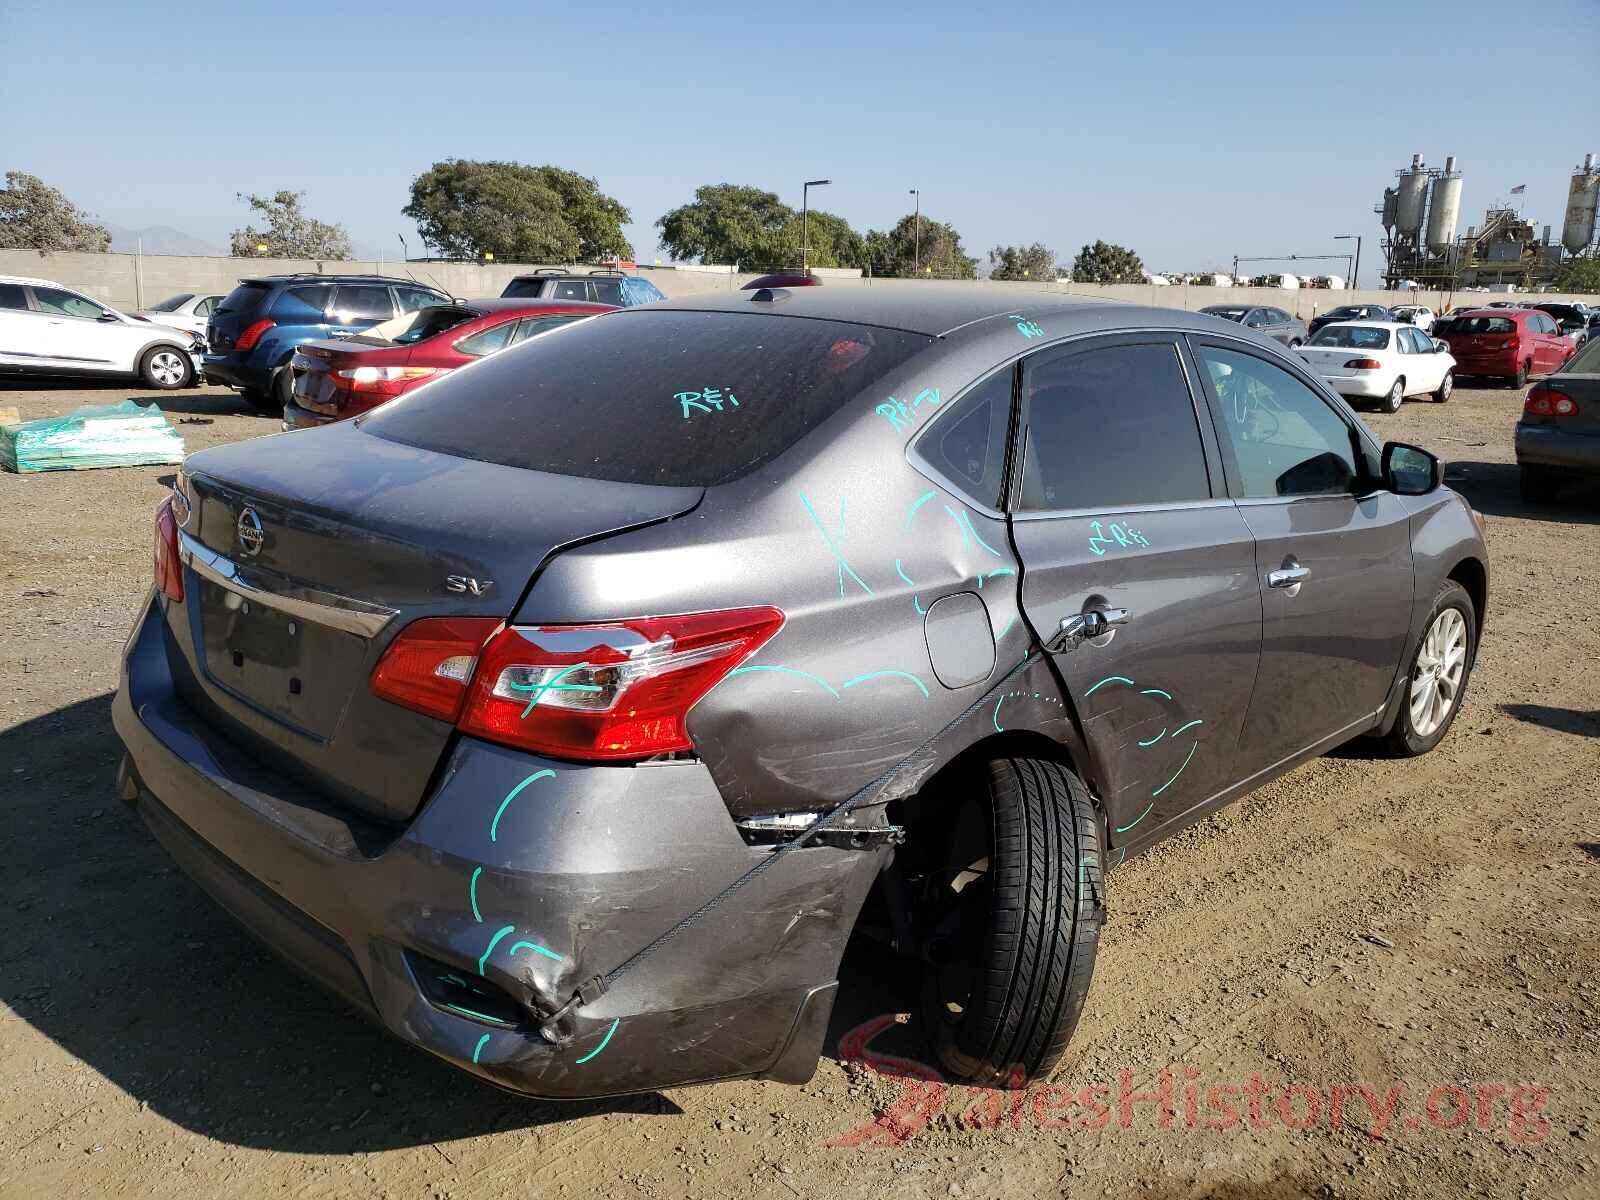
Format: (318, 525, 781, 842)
(1334, 235, 1362, 290)
(909, 189, 921, 276)
(801, 179, 831, 273)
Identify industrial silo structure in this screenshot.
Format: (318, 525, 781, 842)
(1395, 154, 1430, 237)
(1426, 157, 1463, 254)
(1562, 153, 1599, 256)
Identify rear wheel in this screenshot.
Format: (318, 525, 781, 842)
(245, 369, 290, 413)
(1433, 369, 1453, 402)
(1519, 464, 1563, 504)
(1513, 361, 1530, 389)
(919, 756, 1103, 1084)
(1385, 581, 1475, 757)
(138, 345, 192, 390)
(1382, 377, 1404, 413)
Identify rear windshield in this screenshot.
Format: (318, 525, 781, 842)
(500, 278, 544, 299)
(148, 293, 193, 312)
(1566, 337, 1600, 373)
(365, 306, 476, 345)
(215, 282, 271, 316)
(1309, 326, 1390, 349)
(1445, 317, 1515, 335)
(362, 310, 933, 486)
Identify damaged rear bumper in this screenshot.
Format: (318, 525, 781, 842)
(113, 594, 884, 1098)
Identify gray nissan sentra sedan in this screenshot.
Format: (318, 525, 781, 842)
(115, 286, 1489, 1095)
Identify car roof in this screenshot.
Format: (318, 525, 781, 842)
(0, 274, 69, 288)
(644, 285, 1126, 336)
(238, 274, 445, 287)
(507, 270, 636, 280)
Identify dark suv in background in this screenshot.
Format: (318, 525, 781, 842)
(204, 275, 450, 411)
(500, 268, 665, 306)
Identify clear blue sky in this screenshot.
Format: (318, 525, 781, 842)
(4, 0, 1596, 284)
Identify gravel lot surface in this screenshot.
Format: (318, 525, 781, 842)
(1, 377, 1596, 1200)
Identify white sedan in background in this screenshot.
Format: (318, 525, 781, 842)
(1297, 321, 1455, 413)
(132, 292, 223, 337)
(1390, 304, 1436, 333)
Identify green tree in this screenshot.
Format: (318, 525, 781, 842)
(864, 214, 977, 279)
(656, 184, 794, 266)
(229, 190, 351, 258)
(988, 242, 1056, 281)
(1071, 240, 1145, 283)
(1555, 256, 1600, 294)
(0, 171, 111, 252)
(403, 160, 631, 263)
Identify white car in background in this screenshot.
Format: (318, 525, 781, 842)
(1296, 321, 1455, 413)
(1390, 304, 1436, 333)
(0, 275, 203, 389)
(132, 292, 223, 337)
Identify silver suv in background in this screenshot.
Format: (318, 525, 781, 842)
(1199, 303, 1308, 346)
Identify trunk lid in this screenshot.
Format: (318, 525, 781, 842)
(289, 339, 409, 417)
(1297, 346, 1374, 378)
(206, 280, 274, 351)
(174, 420, 703, 822)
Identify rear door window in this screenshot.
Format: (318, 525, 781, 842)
(550, 280, 588, 301)
(271, 284, 333, 322)
(453, 320, 517, 357)
(363, 310, 933, 486)
(1018, 339, 1212, 511)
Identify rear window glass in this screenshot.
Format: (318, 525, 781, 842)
(217, 282, 271, 316)
(500, 278, 545, 298)
(148, 294, 193, 312)
(1309, 326, 1391, 349)
(1566, 337, 1600, 373)
(362, 310, 933, 486)
(1203, 308, 1248, 322)
(1448, 317, 1515, 335)
(366, 306, 476, 345)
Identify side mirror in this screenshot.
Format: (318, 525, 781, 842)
(1433, 338, 1447, 352)
(1383, 442, 1439, 496)
(97, 310, 121, 322)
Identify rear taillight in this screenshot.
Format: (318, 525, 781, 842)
(233, 319, 275, 352)
(1344, 358, 1383, 370)
(335, 365, 439, 396)
(152, 495, 183, 602)
(1524, 385, 1579, 418)
(370, 617, 504, 722)
(456, 608, 784, 761)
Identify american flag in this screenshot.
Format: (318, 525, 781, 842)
(1510, 184, 1527, 194)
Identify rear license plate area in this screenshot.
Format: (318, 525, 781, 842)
(198, 579, 365, 737)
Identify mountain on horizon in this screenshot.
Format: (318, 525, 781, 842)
(105, 223, 224, 256)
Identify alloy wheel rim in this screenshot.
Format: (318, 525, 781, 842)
(151, 352, 184, 386)
(1441, 373, 1452, 399)
(1409, 607, 1467, 737)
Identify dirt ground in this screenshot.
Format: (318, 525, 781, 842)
(1, 376, 1597, 1200)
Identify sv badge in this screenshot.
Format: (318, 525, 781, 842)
(444, 575, 493, 596)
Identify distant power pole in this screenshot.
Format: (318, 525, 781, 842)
(910, 188, 921, 275)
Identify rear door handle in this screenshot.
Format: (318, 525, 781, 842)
(1048, 606, 1130, 652)
(1267, 563, 1310, 590)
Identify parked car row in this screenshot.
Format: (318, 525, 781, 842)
(0, 275, 205, 389)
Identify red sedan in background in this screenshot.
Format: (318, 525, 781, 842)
(283, 298, 615, 428)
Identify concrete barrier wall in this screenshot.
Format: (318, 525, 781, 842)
(3, 249, 1595, 315)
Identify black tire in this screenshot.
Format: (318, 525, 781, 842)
(1382, 377, 1404, 413)
(245, 369, 290, 413)
(138, 345, 193, 390)
(1513, 361, 1530, 389)
(1519, 464, 1563, 504)
(1384, 580, 1476, 758)
(1432, 369, 1453, 402)
(923, 757, 1103, 1084)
